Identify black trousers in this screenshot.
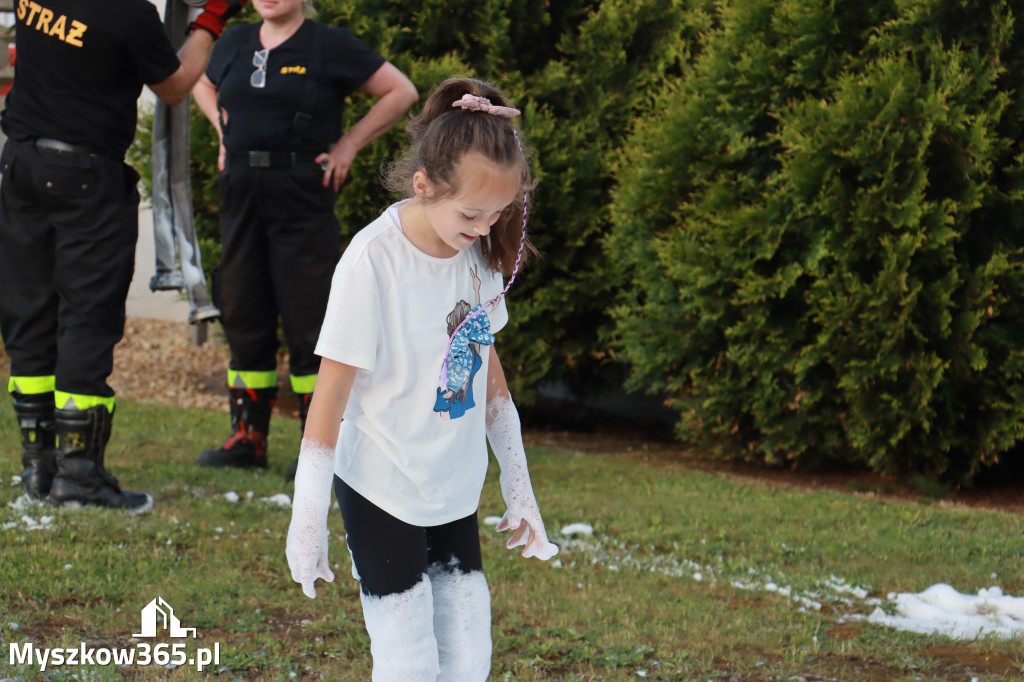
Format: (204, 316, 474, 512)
(334, 477, 485, 598)
(216, 158, 341, 379)
(0, 139, 139, 398)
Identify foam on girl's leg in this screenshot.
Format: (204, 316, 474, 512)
(359, 575, 440, 682)
(428, 560, 492, 681)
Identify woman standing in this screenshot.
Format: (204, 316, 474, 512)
(192, 0, 417, 471)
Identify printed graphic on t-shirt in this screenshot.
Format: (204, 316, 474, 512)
(433, 265, 495, 420)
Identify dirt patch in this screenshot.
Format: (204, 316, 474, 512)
(922, 643, 1020, 678)
(824, 621, 867, 641)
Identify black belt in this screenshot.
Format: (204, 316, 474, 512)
(233, 150, 321, 168)
(34, 138, 98, 157)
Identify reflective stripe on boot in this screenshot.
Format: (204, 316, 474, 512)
(48, 406, 153, 513)
(12, 392, 59, 499)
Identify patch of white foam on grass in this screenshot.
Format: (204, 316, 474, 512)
(3, 495, 56, 532)
(561, 522, 594, 537)
(855, 584, 1024, 640)
(548, 523, 880, 615)
(550, 524, 1022, 641)
(2, 513, 55, 532)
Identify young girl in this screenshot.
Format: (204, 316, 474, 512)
(286, 77, 558, 681)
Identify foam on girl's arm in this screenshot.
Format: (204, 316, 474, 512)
(286, 359, 359, 597)
(287, 438, 337, 598)
(484, 347, 558, 560)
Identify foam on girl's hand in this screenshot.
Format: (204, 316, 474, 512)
(486, 396, 559, 560)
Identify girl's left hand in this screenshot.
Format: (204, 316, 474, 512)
(316, 137, 358, 193)
(496, 498, 559, 561)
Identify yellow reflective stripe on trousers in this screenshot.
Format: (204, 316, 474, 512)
(54, 391, 116, 411)
(8, 375, 56, 395)
(227, 369, 278, 390)
(289, 374, 317, 395)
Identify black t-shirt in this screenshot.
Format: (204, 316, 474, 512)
(208, 19, 385, 153)
(1, 0, 180, 160)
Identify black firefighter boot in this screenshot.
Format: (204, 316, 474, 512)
(285, 392, 312, 482)
(12, 392, 59, 499)
(48, 406, 154, 513)
(198, 387, 276, 468)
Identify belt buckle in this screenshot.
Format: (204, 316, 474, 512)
(248, 151, 271, 168)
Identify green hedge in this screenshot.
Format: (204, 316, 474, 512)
(608, 0, 1024, 483)
(134, 0, 707, 403)
(132, 0, 1024, 482)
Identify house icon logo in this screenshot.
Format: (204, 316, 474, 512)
(133, 597, 197, 638)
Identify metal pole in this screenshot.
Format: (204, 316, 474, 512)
(151, 0, 220, 331)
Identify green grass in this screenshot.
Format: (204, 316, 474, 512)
(0, 391, 1022, 681)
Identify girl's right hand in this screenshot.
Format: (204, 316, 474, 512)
(285, 439, 338, 598)
(286, 515, 334, 599)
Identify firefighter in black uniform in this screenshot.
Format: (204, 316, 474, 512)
(0, 0, 246, 512)
(191, 0, 416, 473)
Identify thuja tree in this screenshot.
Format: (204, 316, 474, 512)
(608, 0, 1024, 482)
(504, 0, 706, 400)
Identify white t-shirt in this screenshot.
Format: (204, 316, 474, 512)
(315, 202, 509, 526)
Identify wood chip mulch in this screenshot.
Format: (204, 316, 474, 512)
(111, 317, 230, 412)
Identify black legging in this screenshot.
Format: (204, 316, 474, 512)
(334, 476, 484, 597)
